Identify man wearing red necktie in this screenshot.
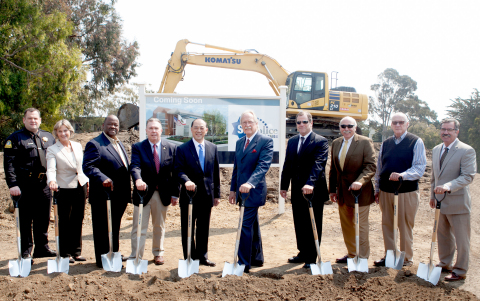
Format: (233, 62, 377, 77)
(129, 118, 180, 265)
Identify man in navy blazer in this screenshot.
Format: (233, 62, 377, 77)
(174, 119, 220, 267)
(129, 118, 180, 265)
(228, 110, 273, 273)
(281, 111, 329, 268)
(83, 115, 131, 268)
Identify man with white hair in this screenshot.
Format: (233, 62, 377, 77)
(329, 116, 376, 264)
(373, 112, 427, 267)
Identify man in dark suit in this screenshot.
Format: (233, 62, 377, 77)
(83, 115, 131, 268)
(280, 111, 329, 268)
(329, 116, 376, 263)
(229, 110, 273, 273)
(129, 118, 180, 265)
(174, 118, 220, 267)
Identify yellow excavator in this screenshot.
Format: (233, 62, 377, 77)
(119, 39, 368, 138)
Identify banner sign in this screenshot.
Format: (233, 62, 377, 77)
(141, 94, 283, 166)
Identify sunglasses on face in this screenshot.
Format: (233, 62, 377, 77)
(340, 124, 355, 128)
(296, 120, 309, 124)
(392, 121, 405, 125)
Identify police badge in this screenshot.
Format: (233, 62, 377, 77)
(4, 140, 12, 148)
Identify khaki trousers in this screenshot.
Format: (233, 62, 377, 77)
(129, 191, 168, 259)
(437, 212, 470, 276)
(338, 204, 370, 258)
(379, 190, 419, 263)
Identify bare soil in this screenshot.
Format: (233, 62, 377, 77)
(0, 130, 478, 300)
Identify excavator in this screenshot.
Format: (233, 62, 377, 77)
(119, 39, 368, 138)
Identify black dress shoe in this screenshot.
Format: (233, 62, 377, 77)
(200, 259, 216, 267)
(74, 256, 87, 262)
(121, 255, 128, 262)
(303, 263, 311, 269)
(251, 260, 264, 267)
(335, 255, 349, 263)
(288, 256, 305, 263)
(244, 267, 250, 273)
(374, 258, 386, 266)
(33, 248, 57, 258)
(69, 257, 75, 264)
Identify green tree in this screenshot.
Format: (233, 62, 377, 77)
(447, 89, 480, 168)
(202, 110, 227, 138)
(408, 122, 442, 149)
(0, 0, 83, 146)
(369, 68, 417, 141)
(395, 95, 438, 126)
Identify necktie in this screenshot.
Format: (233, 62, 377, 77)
(298, 136, 305, 154)
(339, 140, 348, 170)
(153, 144, 160, 173)
(34, 134, 47, 171)
(440, 147, 449, 169)
(199, 144, 205, 171)
(244, 138, 250, 152)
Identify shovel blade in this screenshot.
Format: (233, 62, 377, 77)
(178, 258, 200, 278)
(385, 250, 405, 270)
(310, 261, 333, 275)
(126, 259, 148, 275)
(347, 257, 369, 273)
(417, 262, 442, 285)
(222, 261, 245, 277)
(9, 258, 31, 278)
(101, 252, 122, 272)
(47, 257, 70, 274)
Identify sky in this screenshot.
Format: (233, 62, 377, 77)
(115, 0, 480, 121)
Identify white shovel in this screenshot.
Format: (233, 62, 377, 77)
(303, 192, 333, 275)
(347, 188, 368, 273)
(222, 192, 249, 277)
(47, 191, 70, 274)
(127, 187, 149, 275)
(8, 195, 31, 278)
(417, 192, 447, 285)
(101, 188, 122, 272)
(385, 177, 405, 270)
(178, 186, 200, 278)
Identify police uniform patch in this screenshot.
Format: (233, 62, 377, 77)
(42, 137, 48, 142)
(4, 140, 12, 148)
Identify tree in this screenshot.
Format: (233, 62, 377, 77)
(202, 110, 227, 139)
(369, 68, 417, 141)
(0, 0, 83, 146)
(43, 0, 140, 117)
(447, 89, 480, 167)
(395, 95, 438, 126)
(408, 122, 441, 149)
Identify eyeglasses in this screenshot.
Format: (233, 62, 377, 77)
(391, 121, 405, 125)
(296, 120, 309, 124)
(340, 124, 355, 129)
(440, 128, 457, 132)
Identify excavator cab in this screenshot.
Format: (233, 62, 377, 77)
(286, 71, 328, 111)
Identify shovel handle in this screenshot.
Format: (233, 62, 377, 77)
(10, 195, 21, 208)
(233, 206, 245, 264)
(350, 187, 362, 202)
(186, 185, 197, 204)
(106, 198, 114, 254)
(237, 192, 250, 207)
(302, 191, 315, 208)
(136, 185, 148, 205)
(394, 176, 403, 195)
(431, 192, 446, 243)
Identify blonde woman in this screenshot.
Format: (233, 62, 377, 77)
(46, 120, 89, 263)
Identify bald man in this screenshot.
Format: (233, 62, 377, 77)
(83, 115, 131, 268)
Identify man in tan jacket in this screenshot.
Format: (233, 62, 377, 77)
(329, 116, 376, 262)
(430, 118, 476, 281)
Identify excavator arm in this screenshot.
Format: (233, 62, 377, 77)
(158, 39, 290, 95)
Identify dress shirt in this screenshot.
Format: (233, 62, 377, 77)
(103, 132, 128, 168)
(374, 131, 427, 193)
(438, 138, 458, 192)
(244, 130, 258, 188)
(338, 136, 353, 157)
(148, 139, 162, 163)
(298, 131, 312, 153)
(192, 138, 205, 158)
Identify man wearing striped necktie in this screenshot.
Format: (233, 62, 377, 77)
(129, 118, 180, 265)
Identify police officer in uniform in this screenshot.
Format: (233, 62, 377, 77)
(4, 108, 57, 261)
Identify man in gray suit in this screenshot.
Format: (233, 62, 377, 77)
(430, 118, 476, 281)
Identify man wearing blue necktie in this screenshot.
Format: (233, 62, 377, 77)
(175, 119, 220, 267)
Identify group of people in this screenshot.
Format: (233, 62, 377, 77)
(3, 108, 476, 282)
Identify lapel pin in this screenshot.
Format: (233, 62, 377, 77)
(42, 137, 48, 142)
(163, 146, 166, 150)
(252, 149, 257, 153)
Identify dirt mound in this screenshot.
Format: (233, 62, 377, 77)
(0, 131, 479, 300)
